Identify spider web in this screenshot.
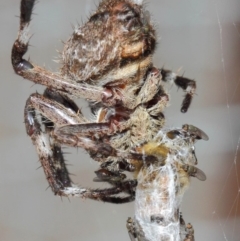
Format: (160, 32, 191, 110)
(153, 0, 240, 240)
(209, 1, 240, 240)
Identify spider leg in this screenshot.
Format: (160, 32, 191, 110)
(25, 92, 154, 165)
(94, 168, 137, 196)
(82, 173, 137, 203)
(93, 169, 137, 202)
(94, 169, 127, 183)
(161, 68, 196, 113)
(100, 159, 136, 173)
(56, 124, 157, 165)
(24, 100, 76, 196)
(25, 92, 115, 157)
(135, 67, 163, 106)
(24, 92, 137, 202)
(95, 193, 135, 204)
(12, 0, 125, 107)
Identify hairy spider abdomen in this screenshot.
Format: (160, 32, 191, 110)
(61, 0, 156, 90)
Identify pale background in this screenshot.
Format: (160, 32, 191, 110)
(1, 0, 240, 240)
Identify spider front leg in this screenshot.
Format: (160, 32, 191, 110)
(24, 91, 139, 202)
(25, 92, 152, 161)
(161, 69, 196, 113)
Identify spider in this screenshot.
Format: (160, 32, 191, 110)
(12, 0, 198, 203)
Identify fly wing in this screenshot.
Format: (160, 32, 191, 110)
(193, 167, 207, 181)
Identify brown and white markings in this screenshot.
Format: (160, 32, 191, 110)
(11, 0, 206, 240)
